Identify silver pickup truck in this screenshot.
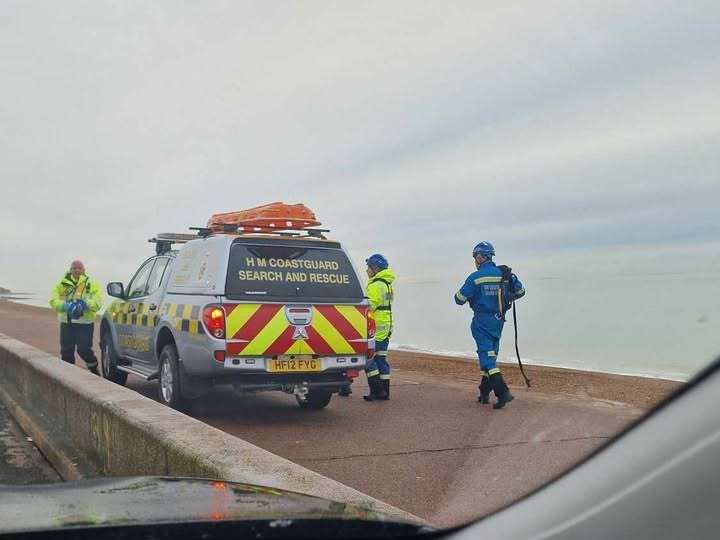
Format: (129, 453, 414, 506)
(100, 230, 374, 410)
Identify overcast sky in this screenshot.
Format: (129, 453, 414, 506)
(1, 0, 718, 295)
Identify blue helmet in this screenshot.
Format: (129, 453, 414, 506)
(472, 241, 495, 258)
(68, 300, 86, 320)
(366, 253, 389, 270)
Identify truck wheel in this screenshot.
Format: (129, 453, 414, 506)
(296, 390, 332, 410)
(100, 329, 128, 386)
(158, 344, 184, 410)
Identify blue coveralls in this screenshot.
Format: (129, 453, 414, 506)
(454, 261, 525, 375)
(368, 338, 391, 379)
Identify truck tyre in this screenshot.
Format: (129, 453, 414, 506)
(100, 328, 128, 386)
(296, 390, 332, 410)
(158, 344, 184, 410)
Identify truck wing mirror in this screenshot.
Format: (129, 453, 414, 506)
(107, 282, 125, 299)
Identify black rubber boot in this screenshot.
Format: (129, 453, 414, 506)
(363, 377, 387, 401)
(490, 373, 514, 409)
(378, 379, 390, 400)
(363, 377, 378, 401)
(338, 384, 352, 396)
(363, 375, 380, 401)
(478, 374, 491, 404)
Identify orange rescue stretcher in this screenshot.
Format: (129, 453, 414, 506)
(207, 202, 321, 233)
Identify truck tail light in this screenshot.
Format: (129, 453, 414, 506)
(203, 305, 226, 339)
(367, 312, 376, 359)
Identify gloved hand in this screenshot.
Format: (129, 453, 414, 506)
(76, 299, 87, 311)
(61, 301, 71, 312)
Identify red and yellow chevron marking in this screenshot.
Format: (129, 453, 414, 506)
(224, 304, 368, 356)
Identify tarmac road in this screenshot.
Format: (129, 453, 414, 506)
(0, 302, 644, 527)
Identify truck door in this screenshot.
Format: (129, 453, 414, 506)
(136, 257, 171, 365)
(117, 258, 155, 360)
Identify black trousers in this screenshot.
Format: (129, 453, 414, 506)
(60, 322, 98, 369)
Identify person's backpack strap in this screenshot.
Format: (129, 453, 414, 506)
(370, 278, 393, 311)
(369, 277, 393, 338)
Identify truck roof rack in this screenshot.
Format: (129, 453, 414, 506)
(150, 226, 332, 255)
(148, 233, 199, 255)
(207, 224, 330, 239)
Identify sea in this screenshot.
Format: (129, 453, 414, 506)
(391, 269, 718, 382)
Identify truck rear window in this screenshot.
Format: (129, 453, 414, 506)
(226, 242, 364, 302)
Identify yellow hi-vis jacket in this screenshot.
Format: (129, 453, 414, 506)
(49, 273, 103, 324)
(367, 268, 395, 342)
